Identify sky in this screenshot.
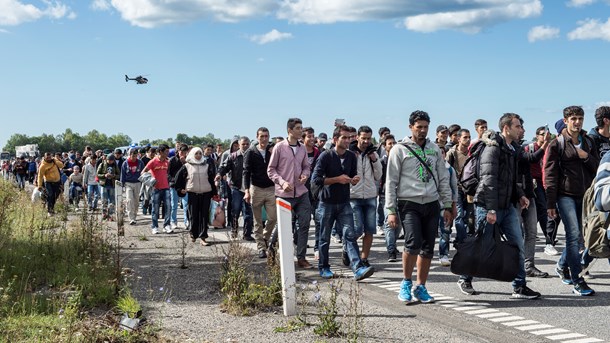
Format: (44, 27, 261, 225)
(2, 0, 610, 150)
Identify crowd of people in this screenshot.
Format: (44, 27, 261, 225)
(8, 104, 610, 304)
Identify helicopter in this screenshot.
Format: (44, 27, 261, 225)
(125, 75, 148, 84)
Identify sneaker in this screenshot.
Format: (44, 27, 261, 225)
(342, 250, 350, 267)
(314, 250, 319, 260)
(171, 222, 178, 230)
(525, 267, 549, 278)
(413, 284, 435, 303)
(258, 250, 267, 259)
(332, 235, 342, 244)
(573, 281, 595, 296)
(151, 228, 159, 235)
(297, 259, 313, 269)
(376, 226, 385, 236)
(388, 251, 398, 262)
(544, 244, 559, 256)
(555, 266, 573, 285)
(243, 235, 255, 242)
(230, 230, 238, 239)
(439, 255, 451, 267)
(398, 279, 413, 302)
(320, 268, 334, 279)
(129, 220, 136, 225)
(163, 225, 174, 234)
(353, 266, 374, 281)
(361, 258, 371, 268)
(512, 285, 541, 299)
(457, 279, 476, 295)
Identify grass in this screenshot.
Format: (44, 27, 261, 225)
(0, 180, 161, 342)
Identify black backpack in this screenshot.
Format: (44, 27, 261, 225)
(458, 140, 486, 196)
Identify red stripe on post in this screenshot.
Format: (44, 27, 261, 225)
(277, 200, 292, 211)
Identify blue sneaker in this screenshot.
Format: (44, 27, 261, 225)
(573, 281, 595, 296)
(353, 266, 374, 281)
(413, 284, 434, 303)
(398, 279, 413, 303)
(319, 268, 334, 279)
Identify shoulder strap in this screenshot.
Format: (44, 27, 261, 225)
(401, 142, 438, 188)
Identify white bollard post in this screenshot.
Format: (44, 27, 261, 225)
(276, 198, 297, 316)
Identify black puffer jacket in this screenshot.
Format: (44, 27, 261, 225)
(474, 131, 525, 211)
(544, 130, 599, 209)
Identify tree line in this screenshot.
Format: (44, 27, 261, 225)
(2, 129, 234, 156)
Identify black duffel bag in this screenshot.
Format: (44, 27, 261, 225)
(450, 224, 520, 282)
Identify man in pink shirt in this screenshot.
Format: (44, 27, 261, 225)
(268, 118, 313, 269)
(143, 144, 172, 234)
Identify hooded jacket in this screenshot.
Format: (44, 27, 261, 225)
(544, 130, 599, 209)
(348, 140, 382, 199)
(37, 158, 64, 185)
(474, 131, 525, 211)
(218, 148, 247, 191)
(385, 136, 452, 214)
(588, 127, 610, 159)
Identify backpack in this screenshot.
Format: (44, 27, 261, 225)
(458, 140, 486, 196)
(582, 180, 610, 258)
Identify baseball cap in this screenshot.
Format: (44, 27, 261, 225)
(318, 133, 328, 141)
(555, 119, 566, 134)
(436, 125, 449, 133)
(106, 153, 116, 160)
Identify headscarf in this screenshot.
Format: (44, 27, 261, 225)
(185, 147, 205, 165)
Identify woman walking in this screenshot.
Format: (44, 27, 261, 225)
(175, 147, 217, 246)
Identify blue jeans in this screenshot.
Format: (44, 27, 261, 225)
(101, 186, 116, 215)
(556, 196, 585, 284)
(454, 189, 469, 245)
(438, 212, 451, 256)
(152, 188, 171, 229)
(170, 188, 188, 225)
(87, 184, 100, 210)
(16, 174, 26, 189)
(376, 194, 385, 227)
(461, 205, 526, 288)
(231, 188, 253, 236)
(318, 201, 363, 272)
(383, 206, 402, 253)
(351, 197, 377, 236)
(69, 183, 83, 206)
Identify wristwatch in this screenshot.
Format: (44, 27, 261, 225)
(488, 210, 496, 214)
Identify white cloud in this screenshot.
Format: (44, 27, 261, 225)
(527, 25, 560, 42)
(0, 28, 9, 33)
(566, 0, 596, 7)
(250, 29, 293, 44)
(568, 18, 610, 41)
(91, 0, 111, 11)
(404, 1, 543, 33)
(0, 0, 75, 26)
(109, 0, 276, 28)
(596, 101, 610, 107)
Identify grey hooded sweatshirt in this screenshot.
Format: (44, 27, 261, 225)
(385, 136, 452, 214)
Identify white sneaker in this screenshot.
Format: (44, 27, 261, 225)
(171, 223, 178, 230)
(314, 251, 319, 260)
(129, 220, 136, 225)
(376, 226, 385, 236)
(152, 228, 159, 235)
(164, 225, 174, 234)
(440, 255, 451, 267)
(544, 244, 558, 256)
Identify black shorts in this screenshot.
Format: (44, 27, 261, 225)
(398, 200, 440, 258)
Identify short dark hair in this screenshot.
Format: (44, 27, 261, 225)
(595, 106, 610, 127)
(499, 113, 523, 131)
(457, 128, 470, 137)
(178, 143, 189, 152)
(302, 127, 314, 139)
(563, 106, 584, 119)
(158, 144, 169, 152)
(358, 125, 373, 135)
(333, 125, 350, 139)
(383, 134, 396, 145)
(378, 127, 390, 136)
(475, 119, 487, 128)
(409, 110, 430, 125)
(347, 126, 356, 133)
(257, 127, 269, 137)
(287, 118, 302, 131)
(448, 124, 461, 135)
(536, 126, 546, 135)
(205, 144, 214, 150)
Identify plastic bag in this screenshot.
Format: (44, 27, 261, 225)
(209, 197, 225, 228)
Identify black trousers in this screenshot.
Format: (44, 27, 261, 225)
(187, 192, 212, 240)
